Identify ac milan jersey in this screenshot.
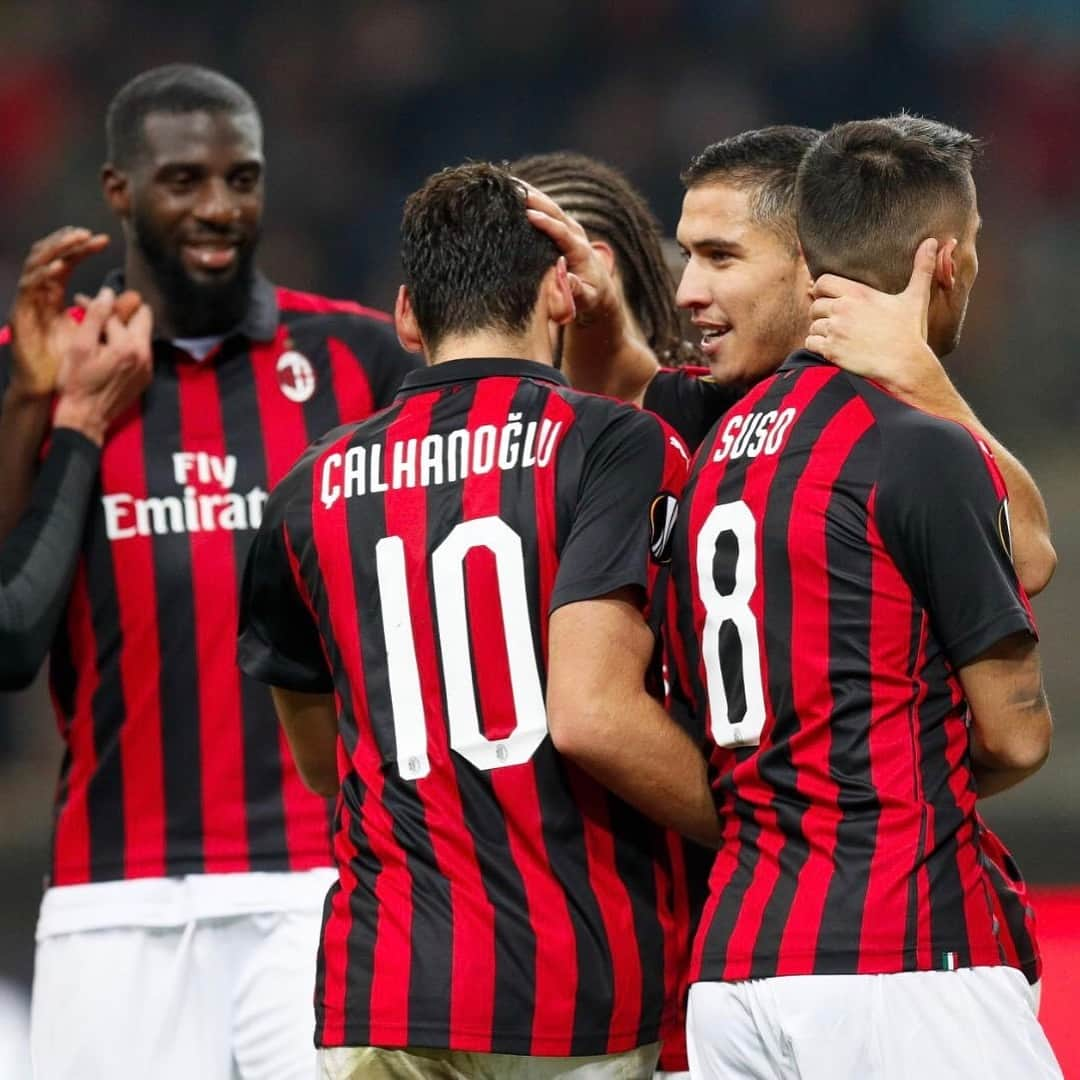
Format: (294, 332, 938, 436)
(238, 357, 689, 1055)
(670, 350, 1036, 982)
(643, 365, 739, 451)
(0, 274, 421, 885)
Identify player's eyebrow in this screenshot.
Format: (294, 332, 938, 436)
(685, 237, 746, 257)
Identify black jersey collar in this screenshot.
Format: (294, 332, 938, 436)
(398, 357, 568, 394)
(102, 268, 280, 344)
(777, 348, 830, 373)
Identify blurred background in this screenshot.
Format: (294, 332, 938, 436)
(0, 0, 1076, 1071)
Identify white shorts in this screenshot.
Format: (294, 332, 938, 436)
(31, 869, 335, 1080)
(686, 967, 1062, 1080)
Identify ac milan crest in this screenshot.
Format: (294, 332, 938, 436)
(276, 351, 316, 403)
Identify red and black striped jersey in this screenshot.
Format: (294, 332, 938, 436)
(239, 357, 689, 1055)
(643, 365, 739, 452)
(670, 350, 1037, 982)
(0, 275, 421, 885)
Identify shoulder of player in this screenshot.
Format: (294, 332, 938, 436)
(852, 377, 986, 460)
(275, 285, 393, 325)
(559, 384, 669, 433)
(275, 287, 401, 353)
(857, 388, 997, 506)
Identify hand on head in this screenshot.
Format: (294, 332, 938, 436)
(520, 181, 618, 326)
(53, 286, 153, 446)
(804, 237, 939, 377)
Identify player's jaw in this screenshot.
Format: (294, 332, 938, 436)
(693, 295, 807, 390)
(133, 204, 259, 336)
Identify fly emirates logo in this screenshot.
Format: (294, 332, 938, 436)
(102, 452, 268, 540)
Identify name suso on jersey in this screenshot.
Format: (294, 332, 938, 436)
(670, 351, 1037, 984)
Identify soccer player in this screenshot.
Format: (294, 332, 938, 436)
(520, 141, 1051, 1061)
(238, 161, 717, 1079)
(670, 115, 1062, 1078)
(0, 286, 151, 689)
(0, 65, 418, 1079)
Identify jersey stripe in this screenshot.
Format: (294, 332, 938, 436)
(859, 489, 919, 971)
(809, 416, 879, 972)
(773, 398, 875, 974)
(309, 428, 387, 1045)
(177, 362, 249, 872)
(328, 338, 375, 430)
(249, 330, 331, 868)
(459, 378, 544, 1050)
(102, 408, 166, 879)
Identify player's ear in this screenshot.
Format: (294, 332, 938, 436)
(102, 165, 131, 220)
(543, 257, 576, 328)
(935, 237, 959, 291)
(394, 286, 425, 354)
(590, 240, 617, 275)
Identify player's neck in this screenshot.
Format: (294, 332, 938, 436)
(427, 322, 555, 368)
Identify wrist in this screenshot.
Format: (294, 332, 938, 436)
(53, 395, 107, 446)
(4, 374, 55, 407)
(882, 343, 973, 418)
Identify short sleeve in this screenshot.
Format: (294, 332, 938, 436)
(875, 416, 1035, 669)
(237, 490, 333, 693)
(643, 368, 739, 452)
(550, 408, 688, 613)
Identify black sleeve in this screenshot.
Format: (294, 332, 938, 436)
(643, 369, 740, 452)
(237, 482, 333, 694)
(0, 428, 99, 690)
(550, 408, 671, 612)
(875, 415, 1035, 668)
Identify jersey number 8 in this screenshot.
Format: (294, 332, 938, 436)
(696, 500, 768, 748)
(376, 516, 548, 780)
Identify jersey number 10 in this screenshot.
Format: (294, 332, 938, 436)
(375, 516, 548, 781)
(696, 500, 768, 748)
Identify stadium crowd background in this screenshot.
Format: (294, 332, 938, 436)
(0, 0, 1076, 1066)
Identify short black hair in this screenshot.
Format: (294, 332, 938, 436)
(681, 126, 822, 250)
(400, 162, 561, 350)
(512, 150, 694, 365)
(796, 114, 980, 293)
(106, 64, 260, 167)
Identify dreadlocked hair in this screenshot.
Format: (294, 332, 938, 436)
(512, 151, 699, 366)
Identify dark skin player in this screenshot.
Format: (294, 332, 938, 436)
(1, 106, 265, 533)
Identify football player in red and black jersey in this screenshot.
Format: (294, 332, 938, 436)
(240, 161, 716, 1079)
(0, 64, 419, 1079)
(671, 115, 1061, 1079)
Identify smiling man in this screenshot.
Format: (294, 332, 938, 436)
(0, 65, 418, 1080)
